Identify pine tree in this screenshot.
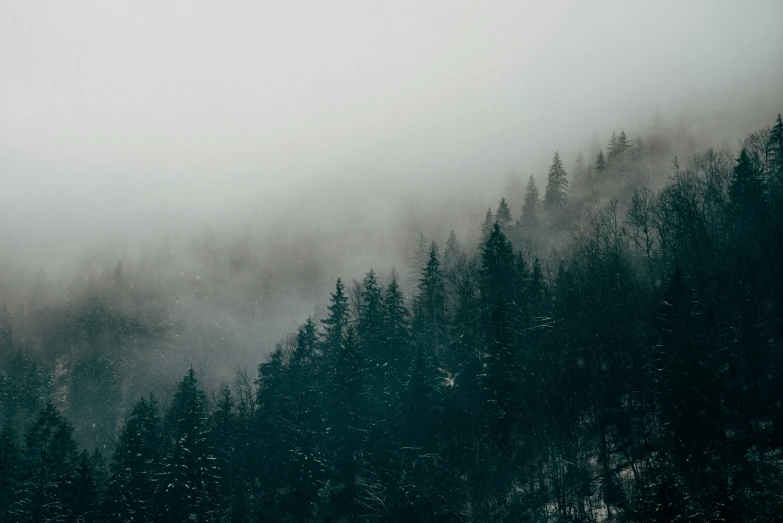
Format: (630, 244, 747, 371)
(0, 426, 20, 521)
(596, 150, 606, 173)
(210, 385, 244, 523)
(768, 114, 783, 193)
(443, 230, 462, 274)
(413, 243, 447, 363)
(71, 450, 101, 522)
(495, 198, 512, 232)
(16, 402, 80, 522)
(480, 223, 515, 313)
(481, 208, 495, 244)
(544, 151, 569, 212)
(729, 147, 765, 221)
(322, 278, 350, 369)
(104, 394, 160, 522)
(358, 270, 385, 381)
(383, 270, 410, 389)
(482, 298, 518, 446)
(155, 369, 217, 522)
(327, 325, 369, 519)
(520, 175, 541, 230)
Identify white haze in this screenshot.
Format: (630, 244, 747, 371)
(0, 0, 781, 347)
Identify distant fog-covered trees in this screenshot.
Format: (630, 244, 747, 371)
(1, 114, 783, 521)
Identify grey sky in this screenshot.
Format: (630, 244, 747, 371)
(2, 0, 782, 266)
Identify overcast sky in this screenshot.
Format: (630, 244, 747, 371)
(2, 0, 782, 265)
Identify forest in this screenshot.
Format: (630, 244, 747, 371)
(1, 113, 783, 522)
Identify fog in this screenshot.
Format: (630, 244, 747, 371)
(1, 0, 782, 369)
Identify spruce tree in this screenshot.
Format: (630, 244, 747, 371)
(413, 242, 447, 363)
(322, 278, 350, 371)
(495, 198, 512, 232)
(16, 402, 80, 522)
(481, 208, 495, 244)
(480, 223, 515, 313)
(155, 369, 217, 522)
(104, 394, 160, 522)
(544, 151, 569, 212)
(596, 150, 607, 173)
(0, 426, 20, 521)
(520, 175, 541, 231)
(383, 270, 410, 390)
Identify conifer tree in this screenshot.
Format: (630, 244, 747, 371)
(482, 298, 518, 446)
(443, 230, 462, 274)
(383, 270, 410, 388)
(0, 426, 20, 521)
(104, 394, 160, 522)
(495, 198, 512, 232)
(358, 270, 385, 384)
(729, 147, 765, 222)
(16, 402, 80, 522)
(596, 150, 607, 173)
(520, 175, 540, 230)
(155, 369, 217, 522)
(72, 450, 101, 522)
(768, 114, 783, 194)
(481, 208, 495, 244)
(480, 223, 515, 313)
(544, 151, 569, 211)
(413, 242, 447, 363)
(322, 278, 350, 369)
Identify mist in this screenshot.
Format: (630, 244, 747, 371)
(1, 2, 783, 519)
(3, 0, 781, 266)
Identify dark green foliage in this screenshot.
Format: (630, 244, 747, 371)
(1, 114, 782, 522)
(0, 426, 21, 521)
(103, 394, 160, 522)
(155, 369, 217, 522)
(16, 402, 80, 522)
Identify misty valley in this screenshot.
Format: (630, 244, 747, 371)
(1, 113, 783, 522)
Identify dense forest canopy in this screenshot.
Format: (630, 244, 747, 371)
(1, 112, 782, 521)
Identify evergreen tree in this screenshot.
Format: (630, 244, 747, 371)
(482, 298, 518, 447)
(596, 150, 607, 173)
(72, 450, 101, 522)
(495, 198, 512, 232)
(413, 242, 447, 363)
(322, 278, 350, 370)
(0, 425, 21, 521)
(16, 402, 80, 522)
(383, 270, 410, 389)
(768, 114, 783, 195)
(480, 223, 515, 313)
(544, 151, 569, 211)
(155, 369, 217, 522)
(358, 270, 385, 387)
(481, 208, 495, 244)
(729, 147, 765, 224)
(104, 394, 160, 522)
(520, 175, 541, 230)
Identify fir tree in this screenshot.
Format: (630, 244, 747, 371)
(322, 278, 351, 374)
(596, 150, 607, 173)
(0, 426, 20, 521)
(413, 242, 447, 363)
(520, 175, 541, 230)
(544, 151, 569, 211)
(480, 223, 515, 313)
(104, 394, 160, 522)
(481, 208, 495, 244)
(155, 369, 217, 522)
(16, 402, 80, 522)
(495, 198, 512, 232)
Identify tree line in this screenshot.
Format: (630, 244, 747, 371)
(1, 114, 783, 521)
